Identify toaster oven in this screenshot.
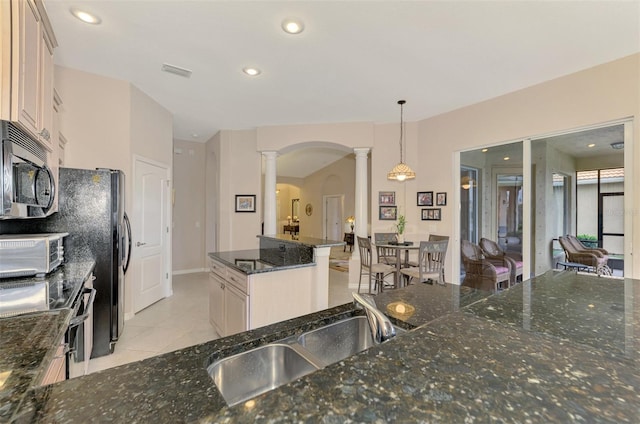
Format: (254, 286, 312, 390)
(0, 233, 69, 279)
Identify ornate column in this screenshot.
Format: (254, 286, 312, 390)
(262, 151, 278, 235)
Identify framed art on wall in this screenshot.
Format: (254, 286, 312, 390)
(421, 208, 441, 221)
(379, 191, 396, 205)
(436, 192, 447, 206)
(417, 191, 433, 206)
(379, 206, 397, 220)
(235, 195, 256, 212)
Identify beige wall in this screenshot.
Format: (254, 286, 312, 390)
(173, 139, 206, 272)
(257, 122, 375, 151)
(207, 129, 262, 252)
(55, 66, 131, 174)
(130, 85, 173, 167)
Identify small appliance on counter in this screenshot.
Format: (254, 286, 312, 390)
(0, 232, 69, 279)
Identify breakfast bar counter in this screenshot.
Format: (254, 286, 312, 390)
(8, 271, 640, 423)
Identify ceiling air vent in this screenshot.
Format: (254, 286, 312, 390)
(161, 63, 192, 78)
(610, 141, 624, 150)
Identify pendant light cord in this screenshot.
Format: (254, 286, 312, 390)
(398, 99, 406, 163)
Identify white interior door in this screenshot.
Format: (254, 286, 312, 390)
(133, 157, 170, 312)
(324, 195, 342, 241)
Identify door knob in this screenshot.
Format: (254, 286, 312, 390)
(136, 242, 147, 247)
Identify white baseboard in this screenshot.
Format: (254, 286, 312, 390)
(172, 268, 207, 275)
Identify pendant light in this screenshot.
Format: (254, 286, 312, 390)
(387, 100, 416, 181)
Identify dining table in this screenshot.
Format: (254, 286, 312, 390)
(374, 241, 420, 289)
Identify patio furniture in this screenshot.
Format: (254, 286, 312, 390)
(461, 240, 511, 292)
(479, 237, 523, 285)
(558, 236, 611, 276)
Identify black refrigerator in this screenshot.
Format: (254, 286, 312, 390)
(0, 168, 131, 357)
(52, 168, 131, 357)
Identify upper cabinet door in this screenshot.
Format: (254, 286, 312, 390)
(39, 28, 53, 146)
(12, 0, 42, 138)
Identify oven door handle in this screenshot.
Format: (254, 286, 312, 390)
(69, 288, 97, 328)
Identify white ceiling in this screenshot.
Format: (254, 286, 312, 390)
(46, 1, 639, 177)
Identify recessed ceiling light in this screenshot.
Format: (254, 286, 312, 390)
(587, 143, 596, 148)
(611, 141, 624, 150)
(503, 156, 510, 161)
(243, 67, 261, 76)
(481, 148, 488, 153)
(281, 18, 304, 34)
(191, 133, 199, 138)
(70, 7, 101, 24)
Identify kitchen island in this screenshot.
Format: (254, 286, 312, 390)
(207, 234, 344, 336)
(8, 270, 640, 423)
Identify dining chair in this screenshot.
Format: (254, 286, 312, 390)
(408, 235, 449, 267)
(373, 233, 399, 266)
(400, 240, 448, 285)
(357, 236, 397, 294)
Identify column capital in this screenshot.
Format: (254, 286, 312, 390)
(353, 147, 370, 157)
(261, 151, 278, 159)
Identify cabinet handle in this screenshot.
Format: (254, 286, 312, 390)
(220, 283, 225, 289)
(136, 242, 147, 247)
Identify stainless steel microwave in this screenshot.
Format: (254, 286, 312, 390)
(0, 232, 69, 279)
(1, 120, 55, 218)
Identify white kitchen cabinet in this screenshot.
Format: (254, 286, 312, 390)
(224, 282, 248, 336)
(208, 256, 316, 337)
(0, 0, 57, 146)
(208, 271, 225, 336)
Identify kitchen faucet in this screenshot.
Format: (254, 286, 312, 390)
(352, 292, 396, 343)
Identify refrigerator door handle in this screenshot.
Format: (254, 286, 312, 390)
(123, 212, 132, 274)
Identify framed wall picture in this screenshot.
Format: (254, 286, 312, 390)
(379, 206, 397, 220)
(421, 208, 441, 221)
(417, 191, 433, 206)
(379, 191, 396, 205)
(436, 192, 447, 206)
(235, 194, 256, 212)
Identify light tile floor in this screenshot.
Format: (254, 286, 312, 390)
(87, 249, 354, 374)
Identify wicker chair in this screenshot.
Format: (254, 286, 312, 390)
(461, 240, 511, 292)
(558, 235, 611, 275)
(479, 237, 523, 285)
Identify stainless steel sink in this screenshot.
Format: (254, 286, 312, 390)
(297, 316, 375, 365)
(209, 343, 319, 406)
(208, 315, 406, 406)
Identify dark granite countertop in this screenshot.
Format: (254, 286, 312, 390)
(208, 250, 315, 275)
(259, 234, 346, 248)
(0, 261, 95, 422)
(8, 270, 640, 423)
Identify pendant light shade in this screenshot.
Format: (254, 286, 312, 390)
(387, 100, 416, 181)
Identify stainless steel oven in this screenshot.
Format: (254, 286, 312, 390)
(67, 274, 96, 379)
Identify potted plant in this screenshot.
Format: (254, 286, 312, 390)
(396, 215, 406, 243)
